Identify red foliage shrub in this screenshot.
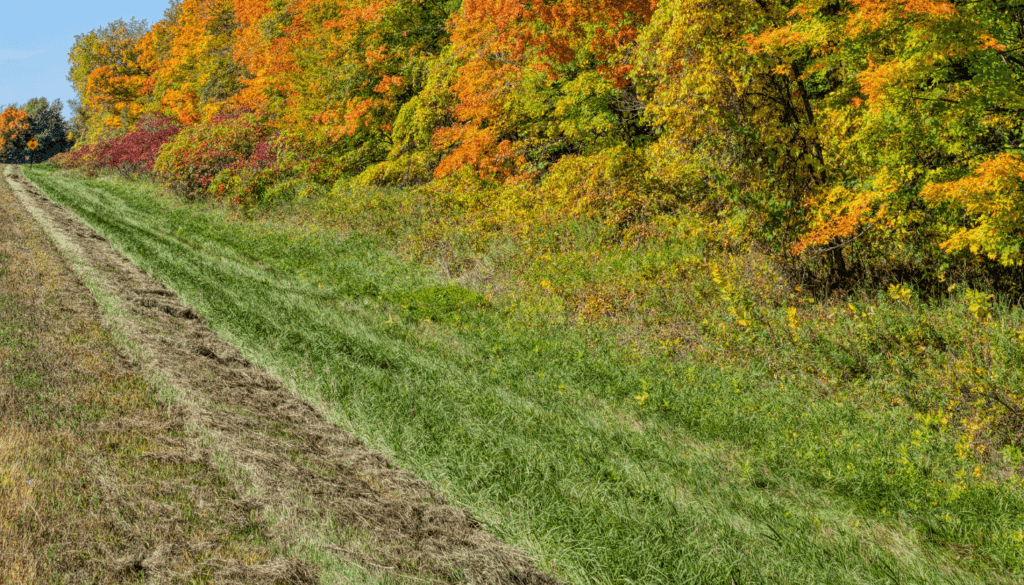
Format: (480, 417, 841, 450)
(153, 113, 271, 199)
(97, 115, 180, 176)
(52, 115, 180, 178)
(209, 132, 299, 205)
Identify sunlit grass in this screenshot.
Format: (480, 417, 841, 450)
(24, 164, 1024, 584)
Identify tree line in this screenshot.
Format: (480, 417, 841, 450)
(49, 0, 1024, 285)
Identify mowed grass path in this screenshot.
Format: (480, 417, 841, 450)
(1, 168, 292, 582)
(24, 165, 1024, 584)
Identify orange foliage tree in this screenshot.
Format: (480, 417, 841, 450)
(0, 107, 31, 160)
(68, 18, 152, 139)
(138, 0, 245, 125)
(282, 0, 459, 174)
(432, 0, 655, 181)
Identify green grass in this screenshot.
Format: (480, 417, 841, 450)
(23, 163, 1024, 584)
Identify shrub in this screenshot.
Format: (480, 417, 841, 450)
(52, 145, 100, 175)
(52, 114, 180, 178)
(153, 113, 270, 199)
(208, 133, 286, 205)
(95, 115, 180, 177)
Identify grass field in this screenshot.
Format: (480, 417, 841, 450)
(21, 163, 1024, 584)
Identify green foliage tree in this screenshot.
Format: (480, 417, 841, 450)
(634, 0, 825, 254)
(23, 98, 71, 161)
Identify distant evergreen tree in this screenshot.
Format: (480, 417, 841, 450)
(25, 98, 71, 162)
(0, 98, 71, 163)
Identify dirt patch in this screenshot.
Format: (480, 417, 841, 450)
(3, 165, 558, 585)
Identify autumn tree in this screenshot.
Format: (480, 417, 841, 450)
(733, 0, 1024, 268)
(139, 0, 245, 125)
(273, 0, 461, 175)
(230, 0, 298, 115)
(431, 0, 655, 181)
(0, 107, 31, 163)
(68, 18, 152, 141)
(634, 0, 831, 262)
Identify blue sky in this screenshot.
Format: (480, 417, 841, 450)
(0, 1, 168, 117)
